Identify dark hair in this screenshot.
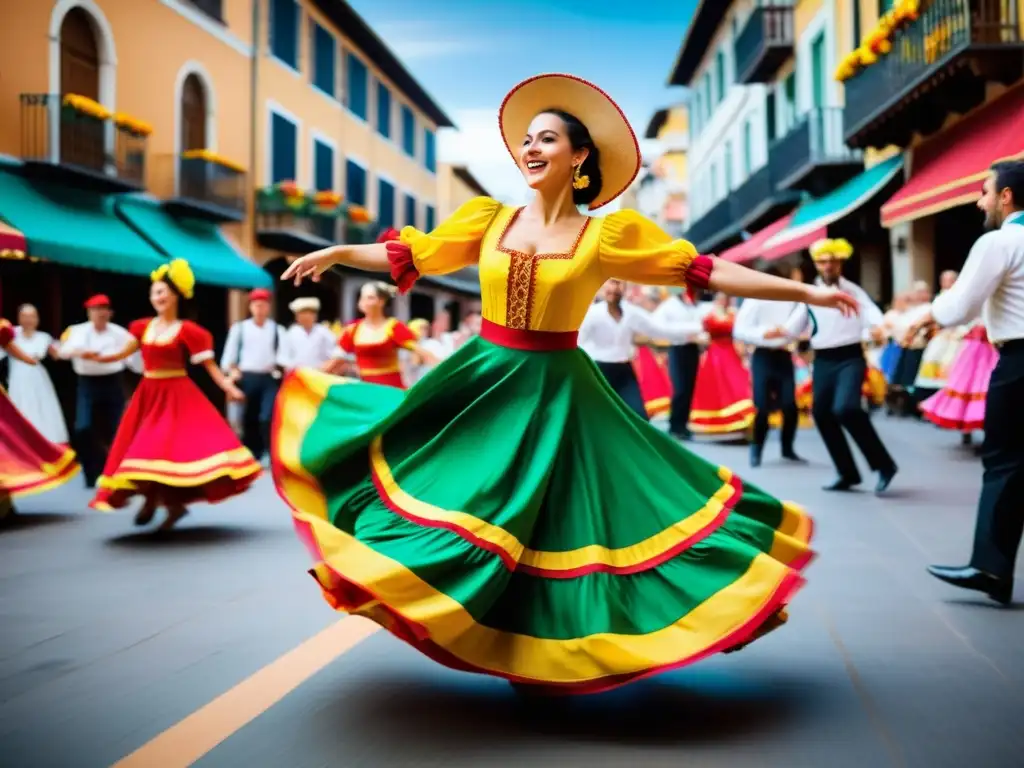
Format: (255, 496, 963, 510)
(539, 109, 603, 207)
(363, 280, 397, 302)
(992, 160, 1024, 208)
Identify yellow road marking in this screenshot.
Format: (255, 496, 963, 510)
(113, 617, 379, 768)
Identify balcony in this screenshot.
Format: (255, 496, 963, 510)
(254, 184, 377, 254)
(685, 198, 741, 254)
(163, 153, 246, 223)
(731, 163, 801, 232)
(735, 5, 795, 84)
(770, 107, 863, 194)
(19, 93, 147, 193)
(843, 0, 1024, 149)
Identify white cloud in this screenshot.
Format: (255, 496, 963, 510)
(371, 21, 492, 62)
(438, 109, 530, 204)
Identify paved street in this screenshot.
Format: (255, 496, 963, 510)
(2, 415, 1022, 768)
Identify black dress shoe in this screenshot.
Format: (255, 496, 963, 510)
(781, 451, 807, 463)
(823, 476, 859, 491)
(927, 565, 1013, 605)
(875, 465, 898, 494)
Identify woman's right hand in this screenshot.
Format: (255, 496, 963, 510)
(281, 247, 341, 286)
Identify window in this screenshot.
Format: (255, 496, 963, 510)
(425, 204, 436, 232)
(724, 141, 733, 191)
(313, 138, 334, 191)
(311, 22, 335, 97)
(702, 73, 712, 121)
(345, 53, 368, 119)
(742, 120, 753, 176)
(692, 93, 702, 137)
(401, 105, 416, 157)
(269, 0, 299, 70)
(270, 110, 298, 183)
(190, 0, 222, 21)
(715, 49, 726, 103)
(710, 162, 718, 200)
(345, 160, 366, 205)
(376, 81, 392, 138)
(377, 178, 396, 228)
(766, 91, 777, 142)
(404, 193, 417, 228)
(424, 127, 436, 172)
(783, 73, 797, 132)
(811, 32, 826, 108)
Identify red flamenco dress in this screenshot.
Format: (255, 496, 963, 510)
(633, 342, 673, 418)
(688, 310, 756, 435)
(90, 319, 261, 511)
(337, 317, 419, 389)
(0, 320, 80, 506)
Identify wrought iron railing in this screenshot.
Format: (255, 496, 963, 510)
(843, 0, 1022, 137)
(19, 93, 146, 187)
(735, 4, 795, 82)
(178, 155, 246, 215)
(771, 107, 861, 186)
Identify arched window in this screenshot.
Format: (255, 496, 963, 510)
(181, 74, 207, 152)
(59, 8, 102, 170)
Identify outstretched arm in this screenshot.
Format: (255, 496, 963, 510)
(201, 358, 245, 402)
(708, 259, 857, 315)
(88, 339, 139, 364)
(282, 243, 390, 286)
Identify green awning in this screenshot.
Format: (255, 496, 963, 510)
(0, 167, 168, 275)
(763, 154, 904, 252)
(115, 195, 271, 290)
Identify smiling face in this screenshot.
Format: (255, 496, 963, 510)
(357, 283, 385, 317)
(978, 171, 1011, 230)
(518, 112, 588, 196)
(150, 280, 179, 316)
(17, 304, 39, 332)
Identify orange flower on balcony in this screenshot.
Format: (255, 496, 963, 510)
(313, 190, 343, 207)
(181, 149, 246, 173)
(62, 93, 111, 121)
(113, 112, 154, 137)
(275, 180, 302, 198)
(348, 205, 371, 224)
(835, 0, 924, 81)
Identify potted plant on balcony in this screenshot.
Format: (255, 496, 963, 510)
(256, 180, 311, 216)
(344, 204, 374, 245)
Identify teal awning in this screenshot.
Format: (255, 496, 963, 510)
(115, 195, 271, 290)
(0, 167, 168, 275)
(763, 154, 904, 252)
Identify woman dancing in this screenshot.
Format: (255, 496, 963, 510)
(325, 282, 437, 389)
(88, 260, 261, 530)
(920, 320, 998, 442)
(6, 304, 69, 445)
(275, 74, 857, 695)
(0, 316, 80, 520)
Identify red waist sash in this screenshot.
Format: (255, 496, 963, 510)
(480, 319, 578, 351)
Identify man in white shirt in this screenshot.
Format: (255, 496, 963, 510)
(733, 265, 806, 466)
(58, 294, 141, 487)
(905, 160, 1024, 605)
(284, 297, 336, 370)
(220, 288, 288, 461)
(776, 239, 897, 494)
(579, 279, 699, 421)
(651, 290, 707, 440)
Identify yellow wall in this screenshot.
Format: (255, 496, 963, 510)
(794, 0, 824, 40)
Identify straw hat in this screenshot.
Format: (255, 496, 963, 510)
(499, 73, 641, 210)
(289, 296, 321, 313)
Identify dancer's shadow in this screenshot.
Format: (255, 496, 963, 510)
(0, 511, 80, 532)
(104, 525, 271, 549)
(324, 665, 819, 752)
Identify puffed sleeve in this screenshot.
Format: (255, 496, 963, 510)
(386, 196, 503, 292)
(388, 320, 419, 352)
(0, 319, 13, 348)
(598, 210, 713, 291)
(180, 320, 215, 364)
(338, 322, 357, 354)
(128, 318, 151, 341)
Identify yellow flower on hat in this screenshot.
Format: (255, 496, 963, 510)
(810, 238, 854, 262)
(151, 258, 196, 299)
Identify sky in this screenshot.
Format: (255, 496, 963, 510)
(347, 0, 698, 205)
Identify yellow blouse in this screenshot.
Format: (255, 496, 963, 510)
(397, 196, 700, 333)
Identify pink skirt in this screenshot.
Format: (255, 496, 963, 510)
(919, 338, 998, 432)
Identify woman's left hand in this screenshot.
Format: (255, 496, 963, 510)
(805, 286, 860, 317)
(225, 384, 246, 402)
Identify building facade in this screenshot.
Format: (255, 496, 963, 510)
(625, 105, 689, 239)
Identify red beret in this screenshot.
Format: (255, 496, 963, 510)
(248, 288, 272, 302)
(84, 294, 111, 308)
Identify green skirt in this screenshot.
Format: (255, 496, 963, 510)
(271, 336, 814, 695)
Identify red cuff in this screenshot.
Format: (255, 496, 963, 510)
(684, 254, 714, 302)
(385, 241, 419, 294)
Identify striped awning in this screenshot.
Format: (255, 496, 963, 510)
(0, 220, 27, 258)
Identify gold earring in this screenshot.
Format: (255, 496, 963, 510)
(572, 164, 590, 190)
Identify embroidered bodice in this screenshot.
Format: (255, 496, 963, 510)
(338, 318, 417, 377)
(389, 197, 710, 334)
(128, 318, 215, 375)
(703, 310, 736, 345)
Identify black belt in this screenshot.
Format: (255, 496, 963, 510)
(994, 338, 1024, 352)
(813, 343, 863, 361)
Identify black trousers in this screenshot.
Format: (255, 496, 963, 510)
(811, 344, 895, 482)
(667, 343, 700, 434)
(239, 372, 280, 459)
(595, 361, 648, 421)
(970, 341, 1024, 579)
(751, 348, 797, 453)
(74, 373, 126, 486)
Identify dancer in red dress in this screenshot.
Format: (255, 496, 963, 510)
(1, 318, 80, 519)
(689, 294, 756, 435)
(88, 260, 261, 529)
(633, 342, 674, 418)
(326, 281, 437, 388)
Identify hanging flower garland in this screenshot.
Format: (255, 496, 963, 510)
(113, 112, 154, 137)
(62, 93, 111, 121)
(835, 0, 923, 82)
(181, 149, 246, 173)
